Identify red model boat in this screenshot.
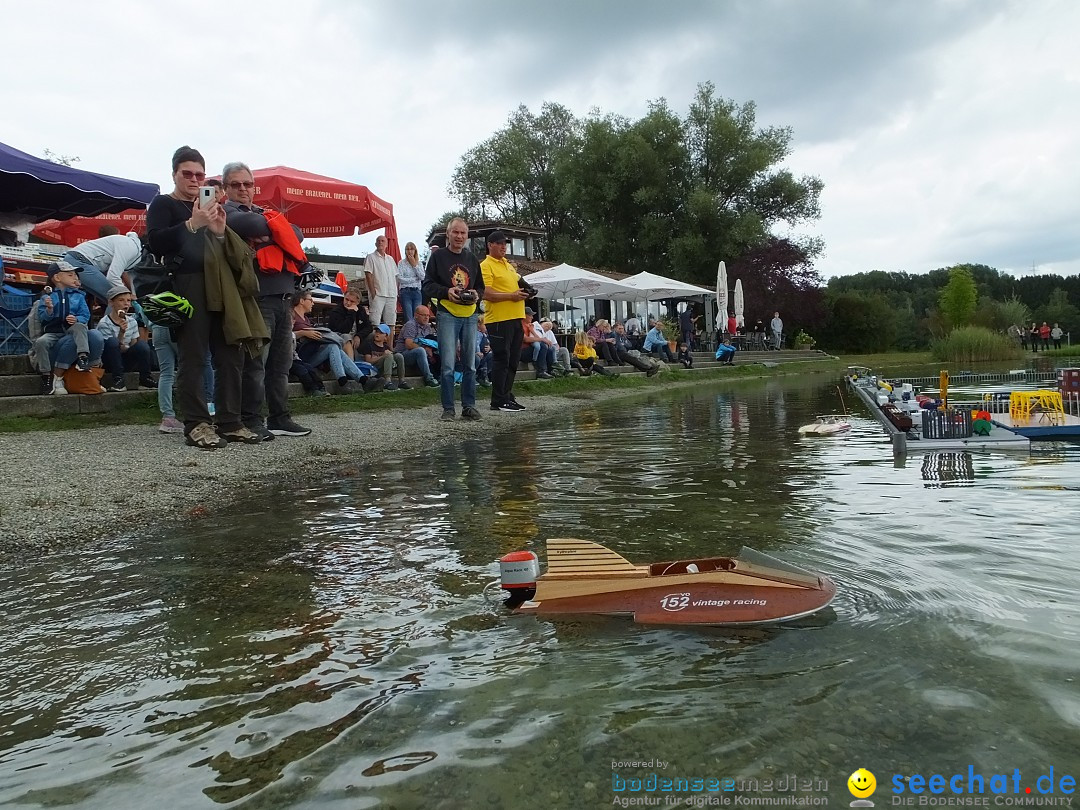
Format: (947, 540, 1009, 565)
(498, 539, 836, 626)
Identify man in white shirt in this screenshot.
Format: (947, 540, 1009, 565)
(363, 235, 398, 327)
(60, 231, 143, 304)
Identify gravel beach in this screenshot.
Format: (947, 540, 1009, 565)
(0, 390, 629, 554)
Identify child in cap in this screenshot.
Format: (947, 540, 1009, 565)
(34, 261, 104, 394)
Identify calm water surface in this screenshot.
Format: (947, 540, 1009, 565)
(2, 374, 1079, 809)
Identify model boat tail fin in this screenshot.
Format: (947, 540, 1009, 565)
(546, 538, 639, 574)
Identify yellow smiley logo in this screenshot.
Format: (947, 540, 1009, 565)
(848, 768, 876, 798)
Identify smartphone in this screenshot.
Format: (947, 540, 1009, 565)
(198, 186, 216, 209)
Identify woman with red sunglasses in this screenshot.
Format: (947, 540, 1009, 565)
(146, 145, 253, 449)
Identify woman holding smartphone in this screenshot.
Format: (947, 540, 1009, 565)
(146, 146, 255, 449)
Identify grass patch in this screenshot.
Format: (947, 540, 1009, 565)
(931, 327, 1023, 363)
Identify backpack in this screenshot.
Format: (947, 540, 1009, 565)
(129, 248, 177, 297)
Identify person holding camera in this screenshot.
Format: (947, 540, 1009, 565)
(479, 230, 531, 412)
(422, 217, 485, 421)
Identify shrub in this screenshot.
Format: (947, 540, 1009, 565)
(930, 326, 1021, 363)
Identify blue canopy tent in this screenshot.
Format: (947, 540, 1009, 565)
(0, 141, 158, 223)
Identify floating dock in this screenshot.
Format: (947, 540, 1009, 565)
(847, 378, 1030, 454)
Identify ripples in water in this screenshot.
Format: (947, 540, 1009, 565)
(2, 377, 1080, 807)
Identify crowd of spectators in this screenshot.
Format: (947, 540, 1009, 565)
(23, 150, 760, 447)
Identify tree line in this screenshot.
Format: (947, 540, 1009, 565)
(436, 84, 1078, 351)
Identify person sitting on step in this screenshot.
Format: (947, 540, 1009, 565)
(573, 331, 618, 377)
(715, 336, 737, 366)
(359, 324, 409, 390)
(34, 261, 97, 394)
(677, 342, 694, 369)
(96, 284, 157, 392)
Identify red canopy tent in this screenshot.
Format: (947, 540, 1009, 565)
(250, 166, 401, 260)
(32, 209, 147, 245)
(33, 166, 400, 259)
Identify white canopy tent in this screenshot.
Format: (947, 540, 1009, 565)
(619, 271, 715, 301)
(523, 262, 639, 300)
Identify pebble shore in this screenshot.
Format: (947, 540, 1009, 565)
(0, 391, 625, 554)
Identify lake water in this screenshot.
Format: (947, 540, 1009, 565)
(2, 373, 1079, 809)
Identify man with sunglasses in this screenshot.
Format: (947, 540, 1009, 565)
(222, 161, 311, 439)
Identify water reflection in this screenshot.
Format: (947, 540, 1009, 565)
(2, 375, 1080, 808)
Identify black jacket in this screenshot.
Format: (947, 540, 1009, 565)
(327, 302, 372, 341)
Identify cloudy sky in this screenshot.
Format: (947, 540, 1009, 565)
(7, 0, 1079, 279)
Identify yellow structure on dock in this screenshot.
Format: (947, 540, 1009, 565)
(1008, 390, 1065, 425)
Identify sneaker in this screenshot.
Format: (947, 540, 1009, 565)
(51, 376, 68, 396)
(498, 401, 525, 412)
(244, 424, 276, 442)
(139, 376, 158, 389)
(220, 425, 263, 445)
(159, 416, 185, 434)
(108, 375, 127, 392)
(646, 364, 660, 378)
(536, 372, 555, 380)
(363, 377, 387, 393)
(308, 388, 330, 398)
(507, 398, 526, 411)
(337, 380, 361, 394)
(424, 376, 439, 388)
(40, 374, 53, 395)
(462, 406, 482, 421)
(74, 353, 90, 372)
(185, 422, 227, 450)
(478, 378, 492, 388)
(491, 402, 505, 411)
(397, 380, 412, 390)
(267, 418, 312, 437)
(441, 409, 456, 421)
(384, 381, 399, 391)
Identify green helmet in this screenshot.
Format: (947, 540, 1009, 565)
(141, 292, 194, 327)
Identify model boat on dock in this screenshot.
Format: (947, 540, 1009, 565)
(497, 539, 836, 626)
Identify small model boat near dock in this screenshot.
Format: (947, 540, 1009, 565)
(798, 414, 851, 435)
(496, 539, 836, 626)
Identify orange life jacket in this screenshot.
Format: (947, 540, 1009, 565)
(255, 209, 306, 275)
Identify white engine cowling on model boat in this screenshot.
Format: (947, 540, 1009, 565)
(499, 551, 539, 607)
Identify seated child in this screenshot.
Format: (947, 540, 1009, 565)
(573, 331, 618, 377)
(34, 261, 103, 394)
(677, 342, 693, 369)
(715, 337, 737, 366)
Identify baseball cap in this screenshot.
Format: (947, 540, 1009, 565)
(107, 283, 131, 300)
(376, 324, 391, 334)
(486, 230, 508, 244)
(524, 307, 535, 317)
(46, 260, 78, 279)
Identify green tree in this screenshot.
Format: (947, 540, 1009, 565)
(938, 265, 977, 329)
(820, 291, 895, 353)
(1036, 288, 1080, 334)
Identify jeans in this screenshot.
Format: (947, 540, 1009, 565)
(153, 326, 214, 419)
(647, 342, 676, 363)
(521, 343, 548, 374)
(402, 346, 434, 379)
(53, 330, 104, 370)
(101, 337, 153, 378)
(61, 252, 118, 305)
(34, 323, 90, 373)
(300, 341, 365, 380)
(241, 296, 294, 429)
(399, 287, 422, 322)
(436, 308, 477, 410)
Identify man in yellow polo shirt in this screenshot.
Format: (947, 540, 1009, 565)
(480, 230, 531, 412)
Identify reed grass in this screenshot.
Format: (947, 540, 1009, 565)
(931, 326, 1022, 363)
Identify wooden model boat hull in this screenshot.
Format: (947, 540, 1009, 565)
(505, 540, 837, 626)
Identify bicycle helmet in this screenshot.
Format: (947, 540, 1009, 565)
(296, 262, 324, 291)
(141, 292, 194, 327)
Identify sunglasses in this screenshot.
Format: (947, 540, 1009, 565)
(227, 181, 255, 190)
(179, 169, 206, 181)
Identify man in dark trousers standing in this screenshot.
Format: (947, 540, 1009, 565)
(222, 160, 311, 439)
(422, 217, 485, 422)
(480, 230, 530, 411)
